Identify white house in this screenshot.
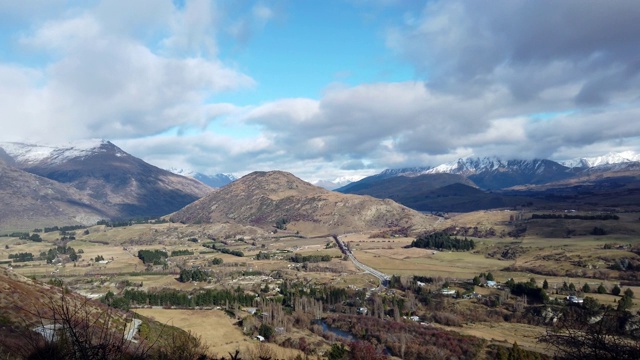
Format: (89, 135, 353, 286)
(566, 295, 584, 304)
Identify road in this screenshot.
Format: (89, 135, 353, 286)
(333, 235, 390, 286)
(125, 318, 142, 342)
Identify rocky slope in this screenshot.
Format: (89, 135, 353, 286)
(0, 157, 115, 230)
(169, 171, 437, 235)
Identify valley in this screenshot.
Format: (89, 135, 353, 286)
(3, 205, 640, 358)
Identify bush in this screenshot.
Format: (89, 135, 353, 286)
(258, 324, 274, 340)
(431, 312, 463, 327)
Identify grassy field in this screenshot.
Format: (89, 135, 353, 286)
(133, 309, 303, 358)
(435, 322, 549, 354)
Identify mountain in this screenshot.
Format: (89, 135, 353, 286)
(340, 153, 640, 212)
(340, 158, 574, 192)
(0, 157, 115, 230)
(562, 151, 640, 169)
(420, 158, 573, 189)
(0, 140, 212, 219)
(168, 168, 236, 188)
(336, 167, 431, 193)
(193, 173, 236, 188)
(312, 175, 364, 190)
(338, 173, 475, 197)
(169, 170, 437, 235)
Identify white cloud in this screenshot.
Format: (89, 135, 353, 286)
(0, 1, 254, 143)
(161, 0, 218, 57)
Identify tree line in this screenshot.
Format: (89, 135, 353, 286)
(531, 213, 619, 220)
(178, 268, 209, 283)
(201, 242, 244, 257)
(137, 250, 168, 265)
(119, 288, 257, 308)
(289, 254, 332, 263)
(8, 252, 34, 262)
(411, 232, 475, 251)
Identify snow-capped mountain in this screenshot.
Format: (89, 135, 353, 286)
(340, 157, 574, 192)
(562, 151, 640, 168)
(167, 168, 236, 188)
(423, 157, 565, 176)
(0, 139, 128, 166)
(313, 175, 365, 190)
(0, 140, 211, 219)
(379, 167, 432, 177)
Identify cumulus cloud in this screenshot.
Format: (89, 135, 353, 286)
(0, 0, 254, 143)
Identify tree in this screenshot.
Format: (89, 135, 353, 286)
(327, 343, 348, 360)
(617, 295, 633, 312)
(597, 284, 607, 294)
(624, 288, 634, 299)
(542, 279, 549, 290)
(29, 233, 42, 242)
(258, 324, 274, 341)
(582, 283, 591, 293)
(612, 285, 621, 296)
(486, 272, 495, 281)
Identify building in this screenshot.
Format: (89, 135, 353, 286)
(566, 295, 584, 304)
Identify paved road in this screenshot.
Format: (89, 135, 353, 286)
(125, 319, 142, 342)
(333, 235, 390, 286)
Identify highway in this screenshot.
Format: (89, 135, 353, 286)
(333, 235, 390, 286)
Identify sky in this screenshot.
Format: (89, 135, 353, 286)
(1, 0, 640, 183)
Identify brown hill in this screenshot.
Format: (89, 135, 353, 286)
(169, 171, 438, 235)
(0, 158, 115, 231)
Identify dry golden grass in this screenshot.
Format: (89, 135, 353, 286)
(435, 322, 549, 354)
(132, 309, 303, 358)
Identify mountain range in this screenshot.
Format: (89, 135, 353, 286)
(0, 140, 212, 229)
(337, 152, 640, 212)
(2, 138, 640, 230)
(167, 168, 236, 188)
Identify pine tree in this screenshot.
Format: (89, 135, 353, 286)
(612, 284, 621, 296)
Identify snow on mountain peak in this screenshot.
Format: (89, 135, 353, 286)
(0, 139, 117, 165)
(424, 156, 506, 175)
(168, 167, 196, 177)
(561, 151, 640, 168)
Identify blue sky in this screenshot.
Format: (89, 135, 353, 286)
(1, 0, 640, 183)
